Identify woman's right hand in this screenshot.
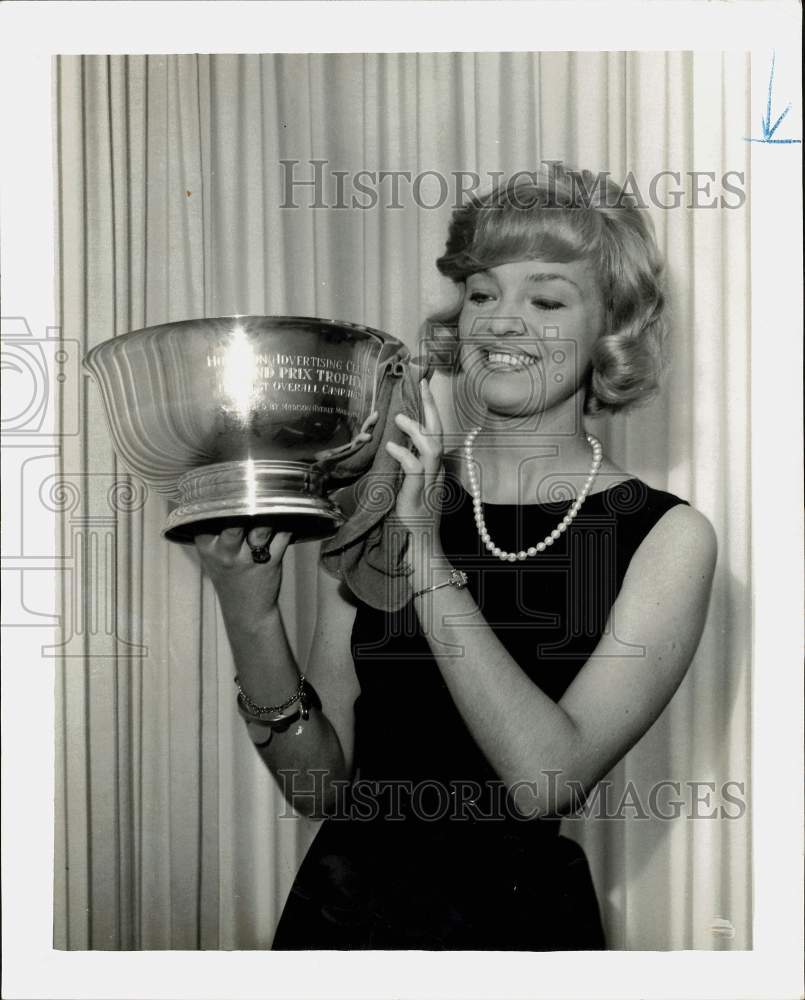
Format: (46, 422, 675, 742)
(193, 525, 293, 621)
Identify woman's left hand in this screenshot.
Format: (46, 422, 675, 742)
(384, 378, 445, 562)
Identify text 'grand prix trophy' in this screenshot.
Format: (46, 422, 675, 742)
(82, 315, 408, 544)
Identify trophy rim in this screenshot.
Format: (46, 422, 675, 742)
(82, 314, 408, 368)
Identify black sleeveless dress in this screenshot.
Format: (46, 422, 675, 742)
(272, 472, 689, 950)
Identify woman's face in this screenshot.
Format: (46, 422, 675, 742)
(456, 258, 607, 420)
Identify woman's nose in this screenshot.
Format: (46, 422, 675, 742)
(480, 314, 529, 338)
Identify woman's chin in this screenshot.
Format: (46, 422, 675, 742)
(455, 370, 551, 420)
(479, 383, 547, 416)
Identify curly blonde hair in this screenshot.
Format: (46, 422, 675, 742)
(430, 164, 668, 416)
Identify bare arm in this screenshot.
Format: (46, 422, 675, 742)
(195, 527, 361, 817)
(387, 382, 718, 817)
(412, 504, 718, 816)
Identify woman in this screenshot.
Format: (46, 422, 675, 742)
(195, 165, 718, 950)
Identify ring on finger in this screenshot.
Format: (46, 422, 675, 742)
(248, 543, 271, 564)
(247, 530, 275, 563)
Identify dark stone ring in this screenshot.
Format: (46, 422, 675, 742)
(249, 543, 272, 563)
(247, 530, 275, 563)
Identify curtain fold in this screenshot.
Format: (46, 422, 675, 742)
(54, 51, 751, 951)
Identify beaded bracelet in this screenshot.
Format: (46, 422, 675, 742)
(236, 694, 303, 729)
(234, 672, 306, 717)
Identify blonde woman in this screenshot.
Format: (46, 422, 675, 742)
(195, 165, 717, 950)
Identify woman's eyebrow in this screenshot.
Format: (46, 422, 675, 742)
(525, 272, 580, 291)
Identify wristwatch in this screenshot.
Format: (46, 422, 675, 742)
(239, 680, 323, 748)
(244, 714, 298, 748)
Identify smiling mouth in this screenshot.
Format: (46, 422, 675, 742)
(483, 350, 540, 370)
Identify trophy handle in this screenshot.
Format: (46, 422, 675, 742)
(311, 410, 380, 466)
(311, 346, 408, 470)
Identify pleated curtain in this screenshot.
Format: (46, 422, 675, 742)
(54, 52, 752, 950)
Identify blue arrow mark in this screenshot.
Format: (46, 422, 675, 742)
(745, 51, 801, 144)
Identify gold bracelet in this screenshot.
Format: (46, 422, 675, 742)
(411, 568, 468, 600)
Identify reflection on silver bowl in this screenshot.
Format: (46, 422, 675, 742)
(82, 315, 408, 543)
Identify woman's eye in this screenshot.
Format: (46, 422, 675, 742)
(531, 298, 564, 311)
(468, 291, 494, 304)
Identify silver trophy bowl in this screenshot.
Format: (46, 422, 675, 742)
(82, 315, 408, 543)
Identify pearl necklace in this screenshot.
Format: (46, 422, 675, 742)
(464, 428, 603, 562)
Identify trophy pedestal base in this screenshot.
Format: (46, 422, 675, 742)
(163, 459, 346, 544)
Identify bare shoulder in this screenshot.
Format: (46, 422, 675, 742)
(625, 502, 718, 592)
(638, 502, 716, 556)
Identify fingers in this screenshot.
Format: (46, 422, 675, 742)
(194, 524, 293, 564)
(392, 420, 440, 474)
(419, 378, 443, 436)
(260, 528, 293, 563)
(247, 525, 273, 548)
(268, 530, 294, 562)
(392, 379, 443, 466)
(246, 526, 294, 560)
(361, 410, 380, 433)
(217, 526, 246, 555)
(194, 525, 244, 551)
(386, 441, 426, 515)
(386, 387, 448, 523)
(192, 525, 244, 567)
(385, 439, 423, 476)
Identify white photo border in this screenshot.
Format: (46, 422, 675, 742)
(1, 3, 802, 998)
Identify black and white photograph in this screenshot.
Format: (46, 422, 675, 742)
(1, 3, 802, 999)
